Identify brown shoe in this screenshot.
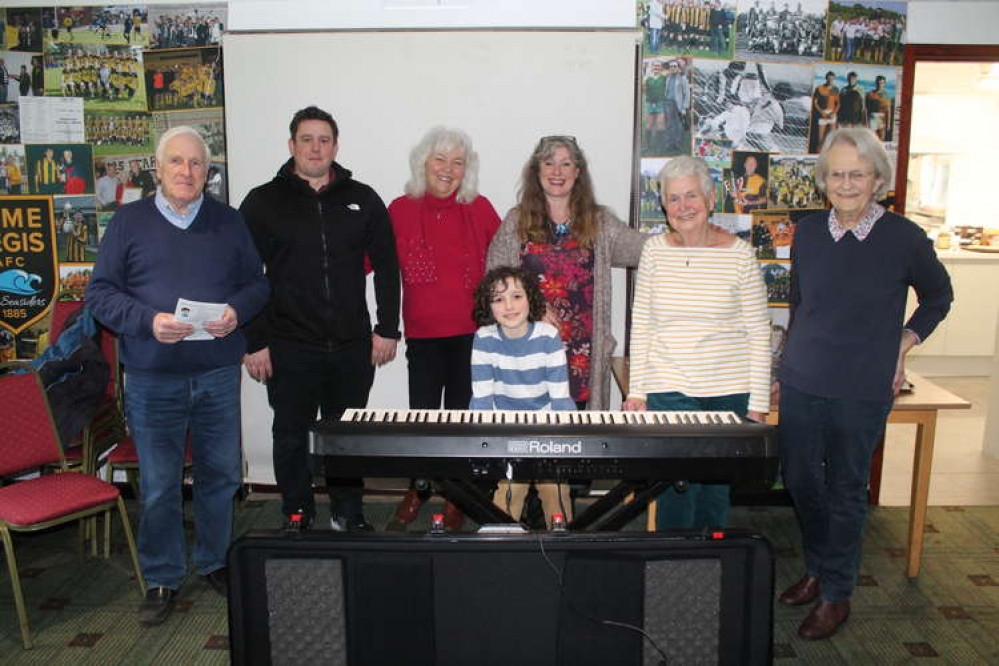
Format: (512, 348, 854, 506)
(779, 575, 820, 606)
(443, 501, 464, 532)
(386, 489, 426, 530)
(798, 600, 850, 640)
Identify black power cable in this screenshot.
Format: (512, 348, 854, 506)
(535, 532, 669, 666)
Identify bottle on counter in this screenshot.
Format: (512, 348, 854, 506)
(935, 229, 952, 250)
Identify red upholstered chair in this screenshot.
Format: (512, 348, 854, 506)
(0, 362, 145, 649)
(107, 433, 193, 499)
(47, 299, 85, 342)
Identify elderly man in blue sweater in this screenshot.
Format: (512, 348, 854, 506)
(87, 126, 269, 627)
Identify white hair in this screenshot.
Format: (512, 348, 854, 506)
(815, 127, 893, 198)
(404, 126, 479, 203)
(155, 125, 211, 166)
(658, 155, 715, 203)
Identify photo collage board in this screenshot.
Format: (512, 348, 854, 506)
(0, 4, 227, 358)
(636, 0, 905, 368)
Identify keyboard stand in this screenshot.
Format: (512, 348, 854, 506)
(433, 477, 678, 532)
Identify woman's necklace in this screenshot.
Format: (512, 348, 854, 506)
(551, 217, 572, 239)
(674, 230, 709, 267)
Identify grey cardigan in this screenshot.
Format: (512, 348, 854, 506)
(486, 207, 648, 409)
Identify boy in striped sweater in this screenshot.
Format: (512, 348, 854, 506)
(469, 266, 575, 527)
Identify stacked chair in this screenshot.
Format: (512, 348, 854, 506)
(0, 362, 145, 649)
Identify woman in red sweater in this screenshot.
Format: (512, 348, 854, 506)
(386, 126, 502, 531)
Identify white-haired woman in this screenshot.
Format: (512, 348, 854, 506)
(623, 155, 770, 530)
(777, 128, 952, 640)
(387, 126, 502, 531)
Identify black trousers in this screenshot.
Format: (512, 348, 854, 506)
(405, 334, 486, 500)
(267, 339, 373, 518)
(405, 334, 474, 409)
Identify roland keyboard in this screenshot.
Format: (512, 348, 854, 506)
(309, 408, 777, 484)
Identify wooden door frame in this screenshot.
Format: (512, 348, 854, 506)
(895, 44, 999, 216)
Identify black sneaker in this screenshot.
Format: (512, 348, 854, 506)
(201, 568, 228, 597)
(138, 587, 176, 627)
(330, 515, 374, 533)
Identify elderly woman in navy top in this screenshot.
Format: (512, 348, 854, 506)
(777, 128, 953, 640)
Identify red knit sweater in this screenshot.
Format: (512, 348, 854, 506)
(389, 192, 501, 339)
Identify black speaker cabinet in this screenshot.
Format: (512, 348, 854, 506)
(228, 530, 774, 665)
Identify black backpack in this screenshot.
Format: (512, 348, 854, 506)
(30, 307, 110, 450)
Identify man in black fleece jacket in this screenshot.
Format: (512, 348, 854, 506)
(240, 106, 400, 532)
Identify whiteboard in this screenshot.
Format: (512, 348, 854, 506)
(223, 30, 638, 483)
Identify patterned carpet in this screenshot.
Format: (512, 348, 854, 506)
(2, 497, 999, 664)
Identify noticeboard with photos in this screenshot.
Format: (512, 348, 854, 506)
(636, 0, 905, 383)
(0, 3, 228, 359)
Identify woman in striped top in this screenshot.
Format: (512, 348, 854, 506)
(623, 155, 770, 530)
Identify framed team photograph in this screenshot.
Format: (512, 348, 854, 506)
(144, 46, 223, 112)
(151, 107, 226, 162)
(0, 143, 26, 194)
(51, 7, 149, 48)
(639, 157, 668, 232)
(722, 150, 769, 213)
(97, 211, 113, 243)
(825, 0, 906, 66)
(95, 153, 157, 207)
(709, 164, 726, 212)
(25, 143, 94, 195)
(768, 306, 790, 373)
(767, 154, 822, 208)
(44, 43, 147, 112)
(59, 263, 93, 300)
(692, 58, 812, 153)
(0, 105, 20, 143)
(808, 64, 898, 152)
(206, 160, 227, 204)
(85, 110, 153, 156)
(693, 136, 733, 167)
(641, 57, 692, 157)
(0, 51, 43, 100)
(5, 8, 43, 52)
(760, 260, 791, 306)
(751, 208, 820, 259)
(639, 0, 737, 60)
(54, 195, 99, 264)
(148, 4, 227, 50)
(735, 0, 827, 63)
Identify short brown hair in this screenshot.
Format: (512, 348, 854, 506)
(289, 105, 338, 141)
(472, 266, 547, 327)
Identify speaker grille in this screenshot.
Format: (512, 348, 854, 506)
(644, 559, 721, 665)
(265, 558, 346, 666)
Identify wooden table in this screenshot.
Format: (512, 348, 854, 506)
(610, 358, 970, 578)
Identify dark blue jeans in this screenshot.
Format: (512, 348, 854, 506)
(650, 391, 749, 530)
(779, 381, 892, 602)
(125, 365, 242, 590)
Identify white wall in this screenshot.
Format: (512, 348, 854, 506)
(225, 30, 637, 483)
(907, 2, 999, 45)
(210, 0, 999, 482)
(228, 0, 636, 30)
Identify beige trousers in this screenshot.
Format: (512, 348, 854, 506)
(493, 481, 572, 529)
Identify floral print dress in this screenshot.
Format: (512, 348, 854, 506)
(520, 236, 595, 404)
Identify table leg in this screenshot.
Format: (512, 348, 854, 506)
(906, 412, 936, 578)
(868, 434, 886, 506)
